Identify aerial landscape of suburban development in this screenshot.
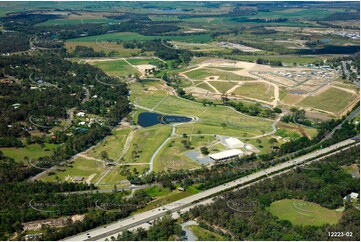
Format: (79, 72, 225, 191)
(0, 0, 359, 241)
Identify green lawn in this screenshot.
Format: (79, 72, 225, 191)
(123, 125, 172, 164)
(208, 81, 237, 93)
(153, 95, 273, 137)
(185, 68, 253, 81)
(195, 82, 216, 93)
(268, 199, 342, 226)
(126, 58, 157, 65)
(86, 128, 132, 160)
(40, 157, 103, 183)
(187, 225, 227, 241)
(93, 59, 140, 76)
(298, 87, 356, 115)
(232, 82, 274, 102)
(153, 136, 211, 172)
(0, 143, 58, 162)
(69, 32, 211, 43)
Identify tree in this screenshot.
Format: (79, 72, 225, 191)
(101, 151, 109, 161)
(268, 138, 278, 148)
(200, 147, 209, 155)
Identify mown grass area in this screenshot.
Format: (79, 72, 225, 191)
(129, 80, 170, 109)
(229, 54, 328, 65)
(65, 42, 148, 57)
(267, 199, 342, 226)
(93, 59, 140, 76)
(99, 164, 149, 186)
(208, 66, 244, 71)
(36, 18, 116, 26)
(275, 128, 301, 140)
(298, 87, 357, 115)
(40, 157, 102, 183)
(86, 128, 132, 160)
(187, 225, 227, 241)
(0, 143, 58, 162)
(69, 32, 211, 43)
(153, 95, 273, 137)
(185, 68, 253, 81)
(126, 58, 158, 65)
(134, 185, 200, 214)
(123, 125, 172, 164)
(277, 122, 318, 139)
(154, 136, 212, 172)
(195, 82, 216, 93)
(208, 81, 237, 93)
(232, 82, 274, 102)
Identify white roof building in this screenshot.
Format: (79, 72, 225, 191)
(224, 137, 245, 148)
(351, 192, 359, 199)
(77, 112, 85, 117)
(209, 149, 243, 161)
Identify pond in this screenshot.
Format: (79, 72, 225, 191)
(137, 112, 192, 127)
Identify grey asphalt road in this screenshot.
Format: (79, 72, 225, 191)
(63, 138, 357, 241)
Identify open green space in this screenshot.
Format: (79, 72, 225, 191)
(187, 225, 227, 241)
(69, 32, 212, 43)
(267, 199, 342, 226)
(0, 143, 58, 162)
(195, 82, 216, 93)
(40, 157, 102, 183)
(208, 66, 244, 71)
(123, 125, 172, 164)
(232, 82, 274, 102)
(126, 58, 158, 65)
(208, 81, 237, 93)
(298, 87, 356, 115)
(151, 95, 273, 138)
(35, 18, 116, 26)
(185, 68, 253, 81)
(87, 128, 132, 161)
(93, 59, 140, 76)
(154, 136, 211, 172)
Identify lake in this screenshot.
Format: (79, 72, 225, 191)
(137, 112, 192, 127)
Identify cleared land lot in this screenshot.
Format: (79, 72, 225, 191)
(40, 157, 102, 183)
(86, 128, 132, 161)
(0, 143, 57, 162)
(69, 32, 211, 43)
(298, 87, 357, 115)
(232, 82, 274, 102)
(185, 68, 253, 81)
(93, 59, 140, 76)
(268, 199, 342, 226)
(208, 81, 238, 93)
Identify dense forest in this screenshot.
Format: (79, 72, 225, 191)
(187, 146, 360, 241)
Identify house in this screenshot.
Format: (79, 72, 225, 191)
(351, 192, 359, 200)
(77, 112, 85, 117)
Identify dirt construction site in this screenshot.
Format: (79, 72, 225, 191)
(181, 59, 359, 118)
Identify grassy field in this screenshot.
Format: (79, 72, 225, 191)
(123, 125, 172, 164)
(195, 82, 216, 93)
(232, 82, 274, 102)
(126, 58, 158, 65)
(93, 59, 140, 76)
(69, 32, 211, 43)
(185, 68, 253, 81)
(298, 87, 357, 115)
(208, 81, 237, 93)
(99, 164, 149, 186)
(0, 143, 58, 162)
(40, 157, 102, 183)
(268, 199, 342, 226)
(36, 18, 116, 26)
(86, 128, 132, 160)
(65, 42, 148, 57)
(151, 95, 273, 137)
(153, 136, 212, 172)
(187, 225, 227, 241)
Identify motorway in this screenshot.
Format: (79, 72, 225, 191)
(64, 138, 358, 241)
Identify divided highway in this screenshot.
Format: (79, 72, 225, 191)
(64, 138, 358, 241)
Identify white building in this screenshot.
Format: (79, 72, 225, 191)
(77, 112, 85, 117)
(351, 192, 359, 200)
(209, 149, 243, 161)
(224, 137, 245, 149)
